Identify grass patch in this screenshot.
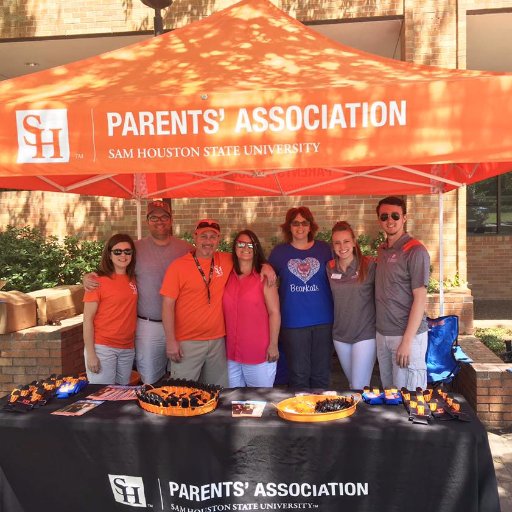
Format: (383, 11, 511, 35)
(474, 327, 512, 359)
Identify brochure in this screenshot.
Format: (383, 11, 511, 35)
(52, 400, 104, 417)
(86, 385, 141, 401)
(231, 400, 267, 417)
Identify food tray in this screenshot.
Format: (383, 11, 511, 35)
(136, 381, 220, 417)
(275, 394, 359, 422)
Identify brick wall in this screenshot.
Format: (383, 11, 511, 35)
(406, 190, 464, 285)
(403, 0, 458, 67)
(172, 194, 387, 254)
(454, 336, 512, 429)
(467, 235, 512, 300)
(5, 0, 512, 41)
(0, 317, 85, 397)
(1, 190, 462, 283)
(0, 0, 152, 38)
(0, 190, 141, 241)
(0, 0, 405, 38)
(427, 289, 474, 334)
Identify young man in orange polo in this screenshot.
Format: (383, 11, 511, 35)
(161, 219, 232, 387)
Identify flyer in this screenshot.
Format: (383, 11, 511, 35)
(231, 400, 267, 417)
(86, 385, 141, 401)
(52, 400, 104, 416)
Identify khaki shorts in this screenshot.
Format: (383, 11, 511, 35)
(169, 337, 228, 387)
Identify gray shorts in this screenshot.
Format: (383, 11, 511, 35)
(376, 331, 428, 389)
(85, 344, 135, 385)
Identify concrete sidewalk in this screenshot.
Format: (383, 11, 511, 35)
(488, 432, 512, 511)
(473, 304, 512, 511)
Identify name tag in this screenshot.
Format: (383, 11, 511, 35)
(331, 273, 342, 280)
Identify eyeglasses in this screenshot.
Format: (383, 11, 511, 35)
(291, 220, 310, 227)
(379, 212, 402, 222)
(111, 249, 133, 256)
(147, 214, 171, 223)
(196, 221, 220, 231)
(236, 241, 254, 249)
(198, 233, 219, 240)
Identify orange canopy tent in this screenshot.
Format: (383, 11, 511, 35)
(1, 0, 512, 200)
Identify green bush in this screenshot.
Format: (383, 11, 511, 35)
(474, 327, 512, 358)
(427, 270, 467, 294)
(314, 229, 332, 243)
(60, 236, 105, 284)
(0, 226, 103, 293)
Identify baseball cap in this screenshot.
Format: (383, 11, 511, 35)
(147, 200, 171, 217)
(195, 219, 221, 234)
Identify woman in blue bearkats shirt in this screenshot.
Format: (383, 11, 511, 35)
(269, 206, 333, 389)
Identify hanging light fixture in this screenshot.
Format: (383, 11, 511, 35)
(140, 0, 174, 36)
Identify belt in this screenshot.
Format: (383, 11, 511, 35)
(137, 315, 162, 323)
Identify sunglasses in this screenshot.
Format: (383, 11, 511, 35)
(291, 220, 310, 227)
(196, 221, 220, 231)
(236, 241, 254, 249)
(379, 212, 402, 222)
(111, 249, 133, 256)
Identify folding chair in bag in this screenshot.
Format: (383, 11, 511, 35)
(426, 315, 461, 387)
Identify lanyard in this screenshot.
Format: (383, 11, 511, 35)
(192, 252, 215, 304)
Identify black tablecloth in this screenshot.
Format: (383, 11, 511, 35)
(0, 387, 500, 512)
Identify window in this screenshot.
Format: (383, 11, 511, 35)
(467, 171, 512, 234)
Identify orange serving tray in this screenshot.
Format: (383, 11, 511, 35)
(137, 385, 219, 417)
(275, 394, 359, 423)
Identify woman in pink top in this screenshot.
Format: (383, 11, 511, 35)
(222, 230, 280, 387)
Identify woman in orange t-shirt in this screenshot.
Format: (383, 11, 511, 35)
(83, 233, 138, 384)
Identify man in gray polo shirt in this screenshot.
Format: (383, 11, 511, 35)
(84, 201, 192, 384)
(375, 196, 430, 389)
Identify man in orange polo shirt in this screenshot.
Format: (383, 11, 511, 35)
(161, 219, 232, 387)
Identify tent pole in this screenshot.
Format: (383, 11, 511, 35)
(136, 198, 142, 240)
(438, 191, 444, 316)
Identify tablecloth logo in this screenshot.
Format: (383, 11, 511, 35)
(16, 109, 70, 163)
(108, 474, 147, 507)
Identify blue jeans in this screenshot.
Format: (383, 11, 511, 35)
(280, 324, 333, 389)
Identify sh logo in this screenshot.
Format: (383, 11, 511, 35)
(108, 475, 147, 507)
(16, 109, 70, 163)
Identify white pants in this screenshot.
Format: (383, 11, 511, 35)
(228, 360, 277, 388)
(85, 345, 135, 385)
(376, 331, 428, 389)
(135, 319, 167, 384)
(333, 338, 376, 390)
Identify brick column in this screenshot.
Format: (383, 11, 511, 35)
(454, 336, 512, 429)
(0, 317, 85, 397)
(404, 0, 458, 67)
